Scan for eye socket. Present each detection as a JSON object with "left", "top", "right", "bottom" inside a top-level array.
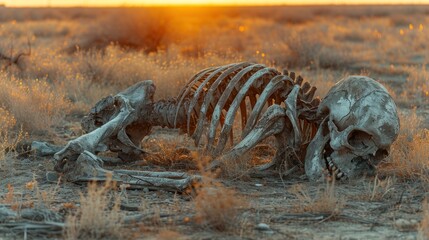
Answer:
[
  {"left": 347, "top": 130, "right": 373, "bottom": 149},
  {"left": 375, "top": 149, "right": 389, "bottom": 161}
]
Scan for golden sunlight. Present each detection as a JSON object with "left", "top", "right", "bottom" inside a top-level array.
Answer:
[{"left": 4, "top": 0, "right": 429, "bottom": 7}]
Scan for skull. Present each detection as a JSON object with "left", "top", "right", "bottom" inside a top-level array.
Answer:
[{"left": 305, "top": 76, "right": 400, "bottom": 181}]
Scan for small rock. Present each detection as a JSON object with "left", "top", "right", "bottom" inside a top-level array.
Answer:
[
  {"left": 394, "top": 218, "right": 419, "bottom": 232},
  {"left": 255, "top": 223, "right": 271, "bottom": 231},
  {"left": 46, "top": 172, "right": 60, "bottom": 183},
  {"left": 255, "top": 183, "right": 263, "bottom": 187}
]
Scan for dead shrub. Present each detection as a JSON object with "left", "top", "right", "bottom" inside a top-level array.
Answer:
[
  {"left": 64, "top": 177, "right": 124, "bottom": 240},
  {"left": 67, "top": 10, "right": 172, "bottom": 53}
]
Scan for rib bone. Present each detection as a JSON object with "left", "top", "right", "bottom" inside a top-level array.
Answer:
[{"left": 34, "top": 62, "right": 322, "bottom": 188}]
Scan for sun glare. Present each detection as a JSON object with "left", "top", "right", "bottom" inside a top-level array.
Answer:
[{"left": 4, "top": 0, "right": 429, "bottom": 7}]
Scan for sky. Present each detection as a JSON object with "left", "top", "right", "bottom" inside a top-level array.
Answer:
[{"left": 3, "top": 0, "right": 429, "bottom": 7}]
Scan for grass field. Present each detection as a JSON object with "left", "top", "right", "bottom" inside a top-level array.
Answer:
[{"left": 1, "top": 5, "right": 429, "bottom": 239}]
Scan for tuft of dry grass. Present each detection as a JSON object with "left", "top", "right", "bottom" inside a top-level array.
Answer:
[
  {"left": 365, "top": 176, "right": 395, "bottom": 201},
  {"left": 194, "top": 183, "right": 247, "bottom": 231},
  {"left": 289, "top": 180, "right": 344, "bottom": 216},
  {"left": 142, "top": 137, "right": 197, "bottom": 170},
  {"left": 0, "top": 107, "right": 25, "bottom": 170},
  {"left": 0, "top": 108, "right": 17, "bottom": 162},
  {"left": 64, "top": 177, "right": 124, "bottom": 240},
  {"left": 217, "top": 152, "right": 254, "bottom": 180},
  {"left": 192, "top": 154, "right": 248, "bottom": 232},
  {"left": 418, "top": 199, "right": 429, "bottom": 240}
]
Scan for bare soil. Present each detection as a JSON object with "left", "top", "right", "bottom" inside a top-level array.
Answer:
[{"left": 0, "top": 124, "right": 426, "bottom": 240}]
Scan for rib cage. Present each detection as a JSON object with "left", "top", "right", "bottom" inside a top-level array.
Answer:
[{"left": 174, "top": 62, "right": 320, "bottom": 157}]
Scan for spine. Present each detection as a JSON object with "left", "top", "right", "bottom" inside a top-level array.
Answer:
[{"left": 150, "top": 98, "right": 187, "bottom": 130}]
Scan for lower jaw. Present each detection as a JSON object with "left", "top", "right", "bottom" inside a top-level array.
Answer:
[{"left": 324, "top": 156, "right": 346, "bottom": 180}]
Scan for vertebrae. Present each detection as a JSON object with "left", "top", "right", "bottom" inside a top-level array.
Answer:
[{"left": 172, "top": 62, "right": 321, "bottom": 157}]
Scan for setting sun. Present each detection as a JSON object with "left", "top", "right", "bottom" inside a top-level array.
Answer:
[{"left": 3, "top": 0, "right": 429, "bottom": 7}]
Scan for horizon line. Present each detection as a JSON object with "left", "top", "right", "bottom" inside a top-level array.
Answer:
[{"left": 2, "top": 3, "right": 429, "bottom": 8}]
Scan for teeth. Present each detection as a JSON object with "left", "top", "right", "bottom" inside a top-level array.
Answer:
[
  {"left": 327, "top": 157, "right": 334, "bottom": 168},
  {"left": 325, "top": 156, "right": 346, "bottom": 180}
]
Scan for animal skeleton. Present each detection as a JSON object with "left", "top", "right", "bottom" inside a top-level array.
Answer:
[{"left": 33, "top": 62, "right": 400, "bottom": 191}]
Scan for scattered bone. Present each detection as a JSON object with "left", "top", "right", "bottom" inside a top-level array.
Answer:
[{"left": 55, "top": 151, "right": 198, "bottom": 192}]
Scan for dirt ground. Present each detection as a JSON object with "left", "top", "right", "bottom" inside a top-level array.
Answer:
[{"left": 0, "top": 122, "right": 427, "bottom": 240}]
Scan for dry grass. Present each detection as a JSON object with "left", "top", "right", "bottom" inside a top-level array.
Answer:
[
  {"left": 385, "top": 129, "right": 429, "bottom": 183},
  {"left": 191, "top": 154, "right": 248, "bottom": 232},
  {"left": 142, "top": 137, "right": 197, "bottom": 170},
  {"left": 0, "top": 107, "right": 25, "bottom": 171},
  {"left": 380, "top": 111, "right": 429, "bottom": 183},
  {"left": 194, "top": 183, "right": 247, "bottom": 231},
  {"left": 418, "top": 199, "right": 429, "bottom": 240},
  {"left": 64, "top": 177, "right": 124, "bottom": 240},
  {"left": 0, "top": 108, "right": 17, "bottom": 162},
  {"left": 1, "top": 6, "right": 427, "bottom": 124},
  {"left": 289, "top": 180, "right": 344, "bottom": 216},
  {"left": 24, "top": 177, "right": 61, "bottom": 209},
  {"left": 402, "top": 65, "right": 429, "bottom": 104},
  {"left": 216, "top": 152, "right": 254, "bottom": 180},
  {"left": 68, "top": 10, "right": 173, "bottom": 53},
  {"left": 155, "top": 230, "right": 184, "bottom": 240},
  {"left": 365, "top": 176, "right": 396, "bottom": 201},
  {"left": 0, "top": 74, "right": 70, "bottom": 133}
]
